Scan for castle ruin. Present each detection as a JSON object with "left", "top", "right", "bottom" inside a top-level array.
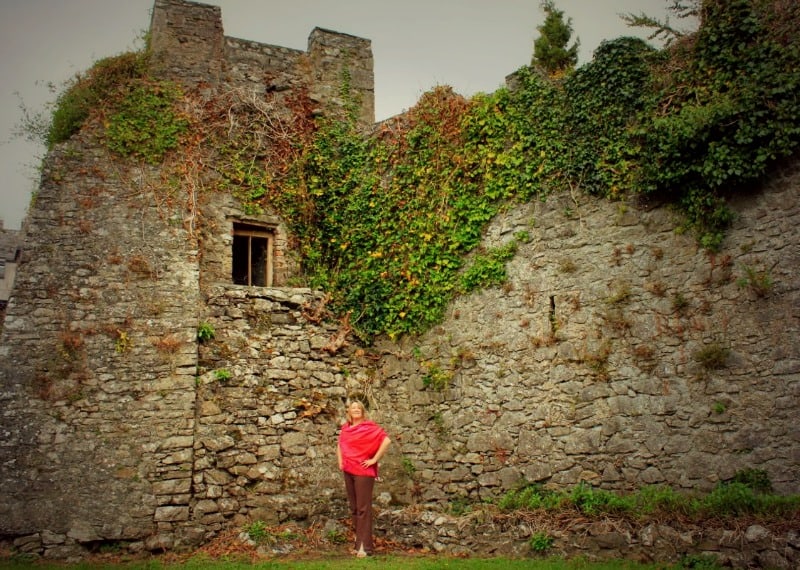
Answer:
[{"left": 0, "top": 0, "right": 798, "bottom": 565}]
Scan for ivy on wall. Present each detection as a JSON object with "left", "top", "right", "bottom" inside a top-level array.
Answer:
[
  {"left": 105, "top": 81, "right": 188, "bottom": 164},
  {"left": 272, "top": 0, "right": 800, "bottom": 339},
  {"left": 633, "top": 0, "right": 800, "bottom": 248},
  {"left": 288, "top": 88, "right": 493, "bottom": 340},
  {"left": 38, "top": 0, "right": 800, "bottom": 341}
]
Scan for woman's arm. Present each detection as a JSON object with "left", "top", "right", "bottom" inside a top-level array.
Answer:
[
  {"left": 337, "top": 442, "right": 343, "bottom": 470},
  {"left": 361, "top": 436, "right": 391, "bottom": 468}
]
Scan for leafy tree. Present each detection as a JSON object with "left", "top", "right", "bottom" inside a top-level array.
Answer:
[{"left": 532, "top": 0, "right": 580, "bottom": 74}]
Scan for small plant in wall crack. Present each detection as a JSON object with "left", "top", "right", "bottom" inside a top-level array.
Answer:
[
  {"left": 602, "top": 306, "right": 631, "bottom": 333},
  {"left": 449, "top": 346, "right": 476, "bottom": 370},
  {"left": 693, "top": 341, "right": 730, "bottom": 371},
  {"left": 606, "top": 280, "right": 632, "bottom": 305},
  {"left": 243, "top": 520, "right": 269, "bottom": 545},
  {"left": 126, "top": 253, "right": 156, "bottom": 279},
  {"left": 429, "top": 411, "right": 449, "bottom": 439},
  {"left": 213, "top": 368, "right": 232, "bottom": 382},
  {"left": 153, "top": 334, "right": 181, "bottom": 355},
  {"left": 736, "top": 263, "right": 774, "bottom": 298},
  {"left": 558, "top": 257, "right": 577, "bottom": 274},
  {"left": 114, "top": 329, "right": 132, "bottom": 354},
  {"left": 421, "top": 362, "right": 452, "bottom": 391},
  {"left": 671, "top": 292, "right": 690, "bottom": 314},
  {"left": 401, "top": 456, "right": 417, "bottom": 479},
  {"left": 632, "top": 344, "right": 657, "bottom": 372},
  {"left": 58, "top": 330, "right": 85, "bottom": 361},
  {"left": 529, "top": 531, "right": 554, "bottom": 552},
  {"left": 197, "top": 321, "right": 216, "bottom": 343},
  {"left": 513, "top": 230, "right": 531, "bottom": 243},
  {"left": 580, "top": 340, "right": 612, "bottom": 382}
]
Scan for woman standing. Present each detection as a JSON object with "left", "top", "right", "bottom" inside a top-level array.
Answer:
[{"left": 337, "top": 400, "right": 391, "bottom": 557}]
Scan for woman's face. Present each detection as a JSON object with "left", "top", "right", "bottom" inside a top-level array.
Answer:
[{"left": 348, "top": 402, "right": 364, "bottom": 421}]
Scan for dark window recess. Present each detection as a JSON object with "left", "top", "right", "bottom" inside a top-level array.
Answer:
[{"left": 232, "top": 223, "right": 274, "bottom": 287}]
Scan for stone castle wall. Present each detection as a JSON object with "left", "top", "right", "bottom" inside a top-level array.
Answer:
[
  {"left": 149, "top": 0, "right": 374, "bottom": 126},
  {"left": 0, "top": 0, "right": 798, "bottom": 565},
  {"left": 184, "top": 163, "right": 800, "bottom": 522},
  {"left": 149, "top": 0, "right": 225, "bottom": 86},
  {"left": 0, "top": 131, "right": 200, "bottom": 551},
  {"left": 377, "top": 170, "right": 799, "bottom": 499}
]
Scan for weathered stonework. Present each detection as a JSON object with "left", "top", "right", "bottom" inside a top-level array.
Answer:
[
  {"left": 149, "top": 0, "right": 374, "bottom": 126},
  {"left": 0, "top": 132, "right": 200, "bottom": 545},
  {"left": 376, "top": 175, "right": 800, "bottom": 499},
  {"left": 0, "top": 0, "right": 798, "bottom": 566}
]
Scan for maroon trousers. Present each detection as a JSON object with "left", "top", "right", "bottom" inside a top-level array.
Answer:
[{"left": 343, "top": 471, "right": 375, "bottom": 554}]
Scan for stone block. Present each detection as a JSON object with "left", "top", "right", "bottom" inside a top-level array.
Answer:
[
  {"left": 152, "top": 478, "right": 192, "bottom": 495},
  {"left": 201, "top": 435, "right": 235, "bottom": 451},
  {"left": 204, "top": 469, "right": 233, "bottom": 485},
  {"left": 160, "top": 436, "right": 194, "bottom": 450},
  {"left": 41, "top": 531, "right": 66, "bottom": 545},
  {"left": 193, "top": 499, "right": 219, "bottom": 516},
  {"left": 13, "top": 534, "right": 42, "bottom": 552},
  {"left": 281, "top": 431, "right": 308, "bottom": 455},
  {"left": 154, "top": 506, "right": 190, "bottom": 522},
  {"left": 144, "top": 532, "right": 175, "bottom": 552}
]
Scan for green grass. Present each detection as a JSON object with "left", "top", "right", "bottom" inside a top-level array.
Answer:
[{"left": 0, "top": 555, "right": 690, "bottom": 570}]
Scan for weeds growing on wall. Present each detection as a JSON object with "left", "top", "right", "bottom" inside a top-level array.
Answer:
[
  {"left": 205, "top": 87, "right": 318, "bottom": 217},
  {"left": 105, "top": 81, "right": 188, "bottom": 163},
  {"left": 197, "top": 322, "right": 216, "bottom": 343},
  {"left": 633, "top": 0, "right": 800, "bottom": 249},
  {"left": 282, "top": 86, "right": 517, "bottom": 340}
]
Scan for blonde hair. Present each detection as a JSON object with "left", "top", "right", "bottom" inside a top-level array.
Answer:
[{"left": 345, "top": 400, "right": 368, "bottom": 424}]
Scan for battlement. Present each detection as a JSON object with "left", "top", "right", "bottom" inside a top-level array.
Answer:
[{"left": 149, "top": 0, "right": 374, "bottom": 125}]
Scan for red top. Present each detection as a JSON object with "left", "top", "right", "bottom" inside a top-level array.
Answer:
[{"left": 338, "top": 420, "right": 388, "bottom": 478}]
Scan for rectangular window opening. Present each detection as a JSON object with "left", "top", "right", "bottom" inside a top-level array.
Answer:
[{"left": 232, "top": 222, "right": 274, "bottom": 287}]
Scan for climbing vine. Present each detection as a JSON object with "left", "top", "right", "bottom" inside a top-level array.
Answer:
[
  {"left": 45, "top": 50, "right": 151, "bottom": 149},
  {"left": 105, "top": 81, "right": 188, "bottom": 164},
  {"left": 286, "top": 87, "right": 496, "bottom": 340},
  {"left": 245, "top": 0, "right": 799, "bottom": 340},
  {"left": 204, "top": 87, "right": 318, "bottom": 217}
]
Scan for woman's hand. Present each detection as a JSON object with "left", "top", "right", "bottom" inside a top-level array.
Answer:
[{"left": 360, "top": 437, "right": 390, "bottom": 469}]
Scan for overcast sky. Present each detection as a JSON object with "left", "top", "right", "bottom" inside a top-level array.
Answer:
[{"left": 0, "top": 0, "right": 684, "bottom": 230}]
